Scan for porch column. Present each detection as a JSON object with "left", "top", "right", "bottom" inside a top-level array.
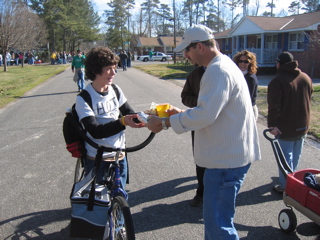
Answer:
[
  {"left": 260, "top": 33, "right": 264, "bottom": 64},
  {"left": 232, "top": 36, "right": 235, "bottom": 54},
  {"left": 236, "top": 36, "right": 239, "bottom": 52},
  {"left": 244, "top": 35, "right": 247, "bottom": 49}
]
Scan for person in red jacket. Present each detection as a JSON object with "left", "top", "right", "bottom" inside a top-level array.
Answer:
[{"left": 267, "top": 51, "right": 313, "bottom": 193}]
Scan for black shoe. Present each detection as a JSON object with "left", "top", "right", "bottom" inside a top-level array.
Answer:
[
  {"left": 273, "top": 185, "right": 285, "bottom": 193},
  {"left": 191, "top": 195, "right": 203, "bottom": 207}
]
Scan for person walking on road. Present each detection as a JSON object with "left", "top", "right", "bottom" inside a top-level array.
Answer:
[
  {"left": 119, "top": 51, "right": 128, "bottom": 71},
  {"left": 149, "top": 50, "right": 153, "bottom": 61},
  {"left": 267, "top": 51, "right": 313, "bottom": 193},
  {"left": 72, "top": 50, "right": 86, "bottom": 92},
  {"left": 146, "top": 24, "right": 261, "bottom": 240}
]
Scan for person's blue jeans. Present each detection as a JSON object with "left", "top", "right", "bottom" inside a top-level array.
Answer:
[
  {"left": 84, "top": 156, "right": 128, "bottom": 189},
  {"left": 77, "top": 69, "right": 85, "bottom": 91},
  {"left": 28, "top": 57, "right": 34, "bottom": 65},
  {"left": 121, "top": 60, "right": 127, "bottom": 70},
  {"left": 278, "top": 138, "right": 305, "bottom": 188},
  {"left": 203, "top": 164, "right": 251, "bottom": 240}
]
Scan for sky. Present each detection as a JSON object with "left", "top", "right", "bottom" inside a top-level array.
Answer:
[{"left": 91, "top": 0, "right": 292, "bottom": 17}]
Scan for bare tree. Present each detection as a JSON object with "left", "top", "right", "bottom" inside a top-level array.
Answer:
[
  {"left": 0, "top": 0, "right": 47, "bottom": 71},
  {"left": 304, "top": 30, "right": 320, "bottom": 78}
]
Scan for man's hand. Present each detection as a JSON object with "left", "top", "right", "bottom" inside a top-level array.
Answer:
[
  {"left": 270, "top": 127, "right": 281, "bottom": 136},
  {"left": 146, "top": 115, "right": 163, "bottom": 133},
  {"left": 166, "top": 105, "right": 184, "bottom": 116}
]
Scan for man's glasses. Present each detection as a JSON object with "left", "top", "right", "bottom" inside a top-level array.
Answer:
[
  {"left": 185, "top": 42, "right": 198, "bottom": 52},
  {"left": 238, "top": 60, "right": 249, "bottom": 64}
]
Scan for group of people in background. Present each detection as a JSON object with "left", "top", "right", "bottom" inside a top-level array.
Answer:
[
  {"left": 0, "top": 51, "right": 35, "bottom": 66},
  {"left": 50, "top": 51, "right": 73, "bottom": 65},
  {"left": 70, "top": 49, "right": 134, "bottom": 93},
  {"left": 118, "top": 50, "right": 132, "bottom": 71}
]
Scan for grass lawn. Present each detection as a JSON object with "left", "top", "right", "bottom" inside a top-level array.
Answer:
[{"left": 0, "top": 64, "right": 69, "bottom": 108}]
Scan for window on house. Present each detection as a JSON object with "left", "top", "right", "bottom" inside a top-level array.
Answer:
[
  {"left": 265, "top": 35, "right": 278, "bottom": 49},
  {"left": 289, "top": 32, "right": 305, "bottom": 50},
  {"left": 257, "top": 37, "right": 261, "bottom": 48},
  {"left": 225, "top": 38, "right": 229, "bottom": 51},
  {"left": 239, "top": 36, "right": 245, "bottom": 49}
]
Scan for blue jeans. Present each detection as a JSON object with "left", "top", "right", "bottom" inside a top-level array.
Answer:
[
  {"left": 84, "top": 156, "right": 128, "bottom": 189},
  {"left": 28, "top": 57, "right": 34, "bottom": 65},
  {"left": 121, "top": 60, "right": 127, "bottom": 70},
  {"left": 203, "top": 164, "right": 251, "bottom": 240},
  {"left": 278, "top": 138, "right": 304, "bottom": 188},
  {"left": 77, "top": 69, "right": 85, "bottom": 91}
]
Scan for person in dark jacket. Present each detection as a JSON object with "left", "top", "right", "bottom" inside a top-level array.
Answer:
[
  {"left": 118, "top": 51, "right": 128, "bottom": 71},
  {"left": 267, "top": 51, "right": 313, "bottom": 193},
  {"left": 181, "top": 66, "right": 206, "bottom": 207}
]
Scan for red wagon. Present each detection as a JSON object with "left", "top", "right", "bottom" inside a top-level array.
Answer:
[{"left": 264, "top": 129, "right": 320, "bottom": 233}]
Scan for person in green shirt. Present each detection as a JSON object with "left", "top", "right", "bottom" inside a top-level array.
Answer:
[{"left": 72, "top": 50, "right": 86, "bottom": 92}]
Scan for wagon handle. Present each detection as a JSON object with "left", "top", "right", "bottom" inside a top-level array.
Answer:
[{"left": 263, "top": 129, "right": 293, "bottom": 177}]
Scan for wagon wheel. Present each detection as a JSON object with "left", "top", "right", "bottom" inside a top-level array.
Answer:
[{"left": 278, "top": 208, "right": 297, "bottom": 233}]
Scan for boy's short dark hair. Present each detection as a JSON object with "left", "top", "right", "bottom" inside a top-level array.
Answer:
[{"left": 85, "top": 47, "right": 119, "bottom": 81}]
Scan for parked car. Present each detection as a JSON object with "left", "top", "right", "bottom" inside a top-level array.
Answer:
[{"left": 137, "top": 52, "right": 172, "bottom": 62}]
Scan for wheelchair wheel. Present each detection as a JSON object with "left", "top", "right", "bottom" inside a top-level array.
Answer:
[
  {"left": 110, "top": 196, "right": 135, "bottom": 240},
  {"left": 278, "top": 208, "right": 297, "bottom": 233},
  {"left": 74, "top": 157, "right": 85, "bottom": 183}
]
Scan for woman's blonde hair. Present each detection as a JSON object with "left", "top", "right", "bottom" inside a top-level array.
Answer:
[{"left": 233, "top": 50, "right": 258, "bottom": 75}]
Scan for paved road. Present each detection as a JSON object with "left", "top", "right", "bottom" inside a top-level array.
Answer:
[{"left": 0, "top": 63, "right": 320, "bottom": 239}]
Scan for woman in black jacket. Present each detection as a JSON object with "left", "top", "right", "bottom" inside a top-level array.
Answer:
[{"left": 233, "top": 50, "right": 259, "bottom": 120}]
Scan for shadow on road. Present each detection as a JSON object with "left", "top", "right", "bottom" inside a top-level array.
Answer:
[
  {"left": 0, "top": 208, "right": 71, "bottom": 239},
  {"left": 3, "top": 176, "right": 320, "bottom": 239},
  {"left": 19, "top": 91, "right": 78, "bottom": 99}
]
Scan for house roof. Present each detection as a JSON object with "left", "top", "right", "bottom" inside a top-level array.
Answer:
[
  {"left": 280, "top": 11, "right": 320, "bottom": 30},
  {"left": 137, "top": 36, "right": 183, "bottom": 47},
  {"left": 228, "top": 11, "right": 320, "bottom": 36},
  {"left": 137, "top": 37, "right": 160, "bottom": 47},
  {"left": 136, "top": 12, "right": 320, "bottom": 44},
  {"left": 159, "top": 36, "right": 183, "bottom": 46},
  {"left": 214, "top": 29, "right": 232, "bottom": 38}
]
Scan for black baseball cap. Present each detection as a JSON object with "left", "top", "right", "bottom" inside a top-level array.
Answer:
[{"left": 276, "top": 52, "right": 294, "bottom": 65}]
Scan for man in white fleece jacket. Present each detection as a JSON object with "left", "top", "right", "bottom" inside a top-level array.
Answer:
[{"left": 146, "top": 24, "right": 261, "bottom": 240}]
